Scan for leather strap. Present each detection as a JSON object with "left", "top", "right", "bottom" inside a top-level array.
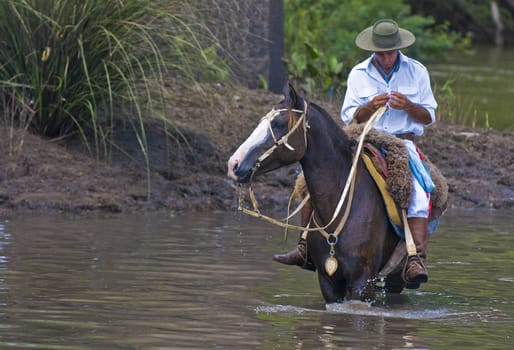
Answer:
[{"left": 394, "top": 132, "right": 416, "bottom": 141}]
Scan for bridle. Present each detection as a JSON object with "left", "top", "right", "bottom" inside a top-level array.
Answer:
[
  {"left": 248, "top": 100, "right": 309, "bottom": 182},
  {"left": 238, "top": 100, "right": 312, "bottom": 228}
]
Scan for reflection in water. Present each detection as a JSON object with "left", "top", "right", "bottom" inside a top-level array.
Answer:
[
  {"left": 0, "top": 222, "right": 10, "bottom": 306},
  {"left": 0, "top": 209, "right": 511, "bottom": 349},
  {"left": 0, "top": 222, "right": 9, "bottom": 266}
]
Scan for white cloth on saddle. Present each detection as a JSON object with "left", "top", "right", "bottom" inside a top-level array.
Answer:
[{"left": 404, "top": 140, "right": 430, "bottom": 218}]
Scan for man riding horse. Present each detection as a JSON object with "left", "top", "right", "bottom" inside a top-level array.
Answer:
[{"left": 273, "top": 19, "right": 437, "bottom": 288}]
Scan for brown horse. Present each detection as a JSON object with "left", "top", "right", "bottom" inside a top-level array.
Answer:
[{"left": 227, "top": 83, "right": 407, "bottom": 303}]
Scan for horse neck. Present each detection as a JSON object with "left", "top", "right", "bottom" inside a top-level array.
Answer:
[{"left": 300, "top": 112, "right": 354, "bottom": 221}]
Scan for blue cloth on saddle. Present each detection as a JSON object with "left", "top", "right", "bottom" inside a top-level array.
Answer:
[
  {"left": 407, "top": 146, "right": 435, "bottom": 193},
  {"left": 379, "top": 146, "right": 438, "bottom": 238}
]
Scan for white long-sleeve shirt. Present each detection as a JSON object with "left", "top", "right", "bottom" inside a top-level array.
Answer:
[{"left": 341, "top": 51, "right": 437, "bottom": 136}]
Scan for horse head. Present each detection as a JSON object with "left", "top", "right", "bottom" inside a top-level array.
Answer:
[{"left": 227, "top": 82, "right": 308, "bottom": 183}]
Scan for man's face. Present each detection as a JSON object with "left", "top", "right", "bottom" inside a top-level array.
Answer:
[{"left": 374, "top": 50, "right": 399, "bottom": 70}]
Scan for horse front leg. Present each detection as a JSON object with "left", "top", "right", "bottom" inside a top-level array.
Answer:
[
  {"left": 343, "top": 257, "right": 380, "bottom": 302},
  {"left": 346, "top": 275, "right": 377, "bottom": 302},
  {"left": 317, "top": 272, "right": 346, "bottom": 304}
]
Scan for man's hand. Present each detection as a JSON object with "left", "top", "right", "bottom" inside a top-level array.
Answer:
[
  {"left": 354, "top": 93, "right": 389, "bottom": 123},
  {"left": 388, "top": 91, "right": 408, "bottom": 110},
  {"left": 389, "top": 91, "right": 432, "bottom": 125},
  {"left": 370, "top": 93, "right": 389, "bottom": 110}
]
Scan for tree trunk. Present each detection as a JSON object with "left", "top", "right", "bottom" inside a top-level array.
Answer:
[{"left": 491, "top": 1, "right": 504, "bottom": 45}]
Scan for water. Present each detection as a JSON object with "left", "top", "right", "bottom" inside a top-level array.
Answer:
[
  {"left": 0, "top": 209, "right": 512, "bottom": 349},
  {"left": 429, "top": 45, "right": 514, "bottom": 131}
]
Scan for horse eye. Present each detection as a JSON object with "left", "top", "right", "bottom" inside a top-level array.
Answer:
[{"left": 270, "top": 114, "right": 288, "bottom": 128}]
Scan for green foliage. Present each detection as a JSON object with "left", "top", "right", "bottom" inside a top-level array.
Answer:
[
  {"left": 258, "top": 74, "right": 269, "bottom": 90},
  {"left": 404, "top": 17, "right": 473, "bottom": 61},
  {"left": 0, "top": 0, "right": 230, "bottom": 197},
  {"left": 0, "top": 0, "right": 229, "bottom": 136},
  {"left": 408, "top": 0, "right": 514, "bottom": 42},
  {"left": 284, "top": 0, "right": 471, "bottom": 99}
]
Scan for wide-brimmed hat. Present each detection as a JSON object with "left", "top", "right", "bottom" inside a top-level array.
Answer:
[{"left": 355, "top": 19, "right": 415, "bottom": 52}]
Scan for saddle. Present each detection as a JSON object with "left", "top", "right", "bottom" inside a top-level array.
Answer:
[{"left": 361, "top": 141, "right": 447, "bottom": 236}]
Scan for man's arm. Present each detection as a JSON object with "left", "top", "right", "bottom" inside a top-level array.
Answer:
[{"left": 389, "top": 91, "right": 432, "bottom": 125}]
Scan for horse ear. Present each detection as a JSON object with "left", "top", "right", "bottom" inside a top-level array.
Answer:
[{"left": 283, "top": 81, "right": 302, "bottom": 109}]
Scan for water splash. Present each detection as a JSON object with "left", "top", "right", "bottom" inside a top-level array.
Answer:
[
  {"left": 255, "top": 300, "right": 479, "bottom": 320},
  {"left": 326, "top": 300, "right": 453, "bottom": 320},
  {"left": 498, "top": 277, "right": 514, "bottom": 282},
  {"left": 255, "top": 304, "right": 322, "bottom": 314}
]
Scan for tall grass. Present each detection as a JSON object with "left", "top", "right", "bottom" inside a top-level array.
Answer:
[
  {"left": 0, "top": 0, "right": 232, "bottom": 198},
  {"left": 433, "top": 79, "right": 492, "bottom": 129}
]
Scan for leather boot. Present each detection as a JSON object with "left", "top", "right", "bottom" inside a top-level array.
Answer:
[
  {"left": 272, "top": 205, "right": 315, "bottom": 271},
  {"left": 272, "top": 238, "right": 308, "bottom": 266},
  {"left": 404, "top": 217, "right": 429, "bottom": 288}
]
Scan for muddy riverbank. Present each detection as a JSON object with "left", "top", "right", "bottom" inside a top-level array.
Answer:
[{"left": 0, "top": 86, "right": 512, "bottom": 217}]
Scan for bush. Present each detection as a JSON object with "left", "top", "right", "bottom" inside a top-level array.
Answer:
[{"left": 0, "top": 0, "right": 230, "bottom": 196}]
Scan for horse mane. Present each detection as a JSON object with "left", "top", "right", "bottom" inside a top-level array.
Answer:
[
  {"left": 309, "top": 102, "right": 337, "bottom": 125},
  {"left": 308, "top": 101, "right": 353, "bottom": 151}
]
